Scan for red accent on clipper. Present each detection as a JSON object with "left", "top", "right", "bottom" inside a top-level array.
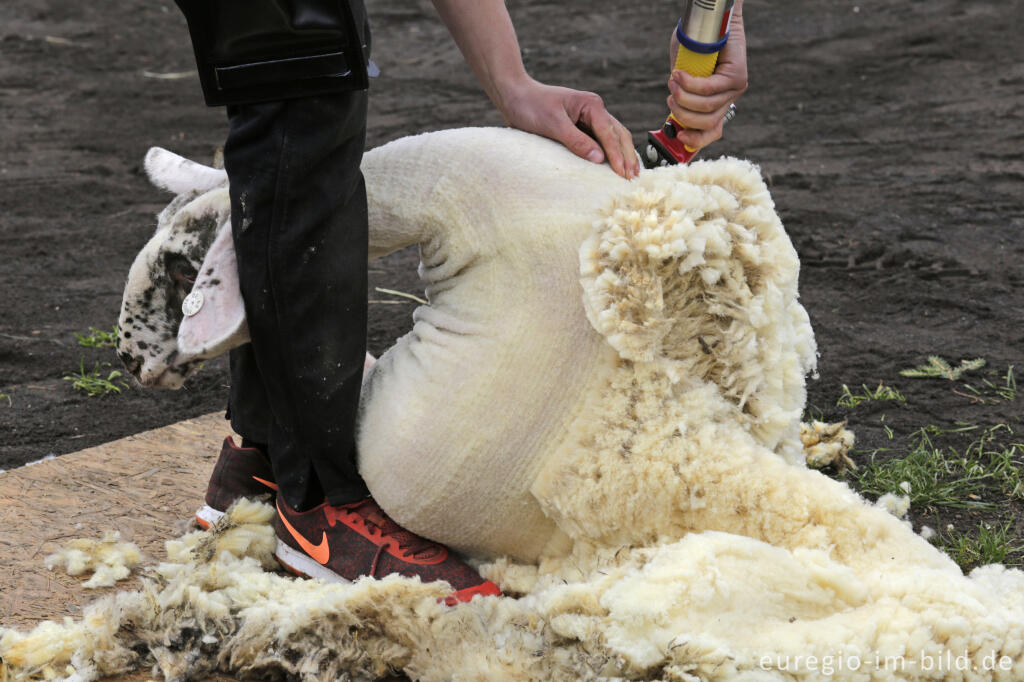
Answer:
[{"left": 647, "top": 122, "right": 699, "bottom": 167}]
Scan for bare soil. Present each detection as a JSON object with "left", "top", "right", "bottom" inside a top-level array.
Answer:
[{"left": 1, "top": 0, "right": 1022, "bottom": 556}]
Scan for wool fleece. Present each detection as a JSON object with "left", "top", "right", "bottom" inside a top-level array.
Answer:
[{"left": 4, "top": 129, "right": 1022, "bottom": 681}]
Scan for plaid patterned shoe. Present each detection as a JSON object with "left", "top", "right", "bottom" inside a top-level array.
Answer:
[
  {"left": 274, "top": 496, "right": 501, "bottom": 604},
  {"left": 195, "top": 436, "right": 277, "bottom": 529}
]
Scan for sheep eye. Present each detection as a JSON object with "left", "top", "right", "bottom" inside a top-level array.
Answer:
[
  {"left": 165, "top": 253, "right": 198, "bottom": 287},
  {"left": 163, "top": 253, "right": 199, "bottom": 322}
]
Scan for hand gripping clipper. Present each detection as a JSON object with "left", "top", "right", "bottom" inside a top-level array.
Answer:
[{"left": 643, "top": 0, "right": 735, "bottom": 168}]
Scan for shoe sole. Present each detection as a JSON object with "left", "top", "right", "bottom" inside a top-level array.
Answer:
[
  {"left": 275, "top": 541, "right": 498, "bottom": 605},
  {"left": 274, "top": 540, "right": 351, "bottom": 584},
  {"left": 195, "top": 505, "right": 223, "bottom": 529}
]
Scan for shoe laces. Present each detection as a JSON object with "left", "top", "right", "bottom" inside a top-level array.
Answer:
[{"left": 344, "top": 499, "right": 444, "bottom": 560}]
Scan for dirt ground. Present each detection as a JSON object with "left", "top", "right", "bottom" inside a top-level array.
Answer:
[{"left": 1, "top": 0, "right": 1022, "bottom": 558}]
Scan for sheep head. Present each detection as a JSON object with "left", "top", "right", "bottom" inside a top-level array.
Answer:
[{"left": 116, "top": 148, "right": 247, "bottom": 388}]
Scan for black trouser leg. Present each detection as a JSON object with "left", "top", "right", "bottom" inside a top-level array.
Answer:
[{"left": 223, "top": 91, "right": 371, "bottom": 509}]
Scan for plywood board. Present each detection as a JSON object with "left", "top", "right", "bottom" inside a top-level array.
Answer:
[{"left": 0, "top": 412, "right": 235, "bottom": 681}]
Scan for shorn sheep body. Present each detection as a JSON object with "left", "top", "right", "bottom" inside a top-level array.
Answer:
[{"left": 3, "top": 128, "right": 1022, "bottom": 681}]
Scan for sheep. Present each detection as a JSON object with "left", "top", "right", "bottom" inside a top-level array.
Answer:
[
  {"left": 8, "top": 126, "right": 1011, "bottom": 681},
  {"left": 120, "top": 129, "right": 815, "bottom": 560}
]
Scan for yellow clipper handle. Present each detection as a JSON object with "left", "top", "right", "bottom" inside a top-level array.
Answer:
[
  {"left": 674, "top": 43, "right": 720, "bottom": 80},
  {"left": 668, "top": 46, "right": 721, "bottom": 152}
]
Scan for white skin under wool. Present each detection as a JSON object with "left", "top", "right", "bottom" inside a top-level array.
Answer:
[{"left": 6, "top": 129, "right": 1020, "bottom": 682}]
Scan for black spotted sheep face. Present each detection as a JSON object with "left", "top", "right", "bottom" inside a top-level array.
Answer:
[{"left": 117, "top": 188, "right": 229, "bottom": 388}]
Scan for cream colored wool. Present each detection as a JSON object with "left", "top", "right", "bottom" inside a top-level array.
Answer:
[
  {"left": 4, "top": 501, "right": 1022, "bottom": 681},
  {"left": 6, "top": 129, "right": 1022, "bottom": 681},
  {"left": 801, "top": 420, "right": 857, "bottom": 472},
  {"left": 357, "top": 131, "right": 825, "bottom": 561},
  {"left": 44, "top": 531, "right": 141, "bottom": 589},
  {"left": 874, "top": 492, "right": 912, "bottom": 518},
  {"left": 356, "top": 130, "right": 631, "bottom": 560}
]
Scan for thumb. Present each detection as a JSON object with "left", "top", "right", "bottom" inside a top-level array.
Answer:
[{"left": 555, "top": 121, "right": 605, "bottom": 164}]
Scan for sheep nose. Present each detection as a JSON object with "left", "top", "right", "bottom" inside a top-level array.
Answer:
[{"left": 120, "top": 353, "right": 142, "bottom": 378}]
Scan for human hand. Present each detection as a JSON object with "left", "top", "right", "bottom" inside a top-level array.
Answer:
[
  {"left": 665, "top": 4, "right": 747, "bottom": 152},
  {"left": 431, "top": 0, "right": 637, "bottom": 178},
  {"left": 498, "top": 77, "right": 639, "bottom": 179}
]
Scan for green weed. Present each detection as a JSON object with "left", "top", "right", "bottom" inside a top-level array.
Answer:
[
  {"left": 803, "top": 403, "right": 825, "bottom": 423},
  {"left": 877, "top": 414, "right": 896, "bottom": 440},
  {"left": 0, "top": 393, "right": 11, "bottom": 407},
  {"left": 959, "top": 366, "right": 1017, "bottom": 405},
  {"left": 900, "top": 356, "right": 986, "bottom": 380},
  {"left": 74, "top": 325, "right": 119, "bottom": 348},
  {"left": 933, "top": 520, "right": 1024, "bottom": 572},
  {"left": 921, "top": 423, "right": 979, "bottom": 436},
  {"left": 963, "top": 424, "right": 1024, "bottom": 500},
  {"left": 854, "top": 423, "right": 1024, "bottom": 510},
  {"left": 854, "top": 428, "right": 994, "bottom": 510},
  {"left": 64, "top": 357, "right": 129, "bottom": 396},
  {"left": 836, "top": 383, "right": 906, "bottom": 408}
]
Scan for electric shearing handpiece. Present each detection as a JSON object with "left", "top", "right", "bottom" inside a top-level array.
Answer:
[{"left": 643, "top": 0, "right": 734, "bottom": 168}]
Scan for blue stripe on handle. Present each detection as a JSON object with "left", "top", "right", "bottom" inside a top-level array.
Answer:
[{"left": 675, "top": 18, "right": 729, "bottom": 54}]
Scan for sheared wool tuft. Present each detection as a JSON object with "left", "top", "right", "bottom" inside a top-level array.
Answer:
[
  {"left": 874, "top": 492, "right": 912, "bottom": 518},
  {"left": 44, "top": 531, "right": 141, "bottom": 589},
  {"left": 7, "top": 129, "right": 1023, "bottom": 681},
  {"left": 801, "top": 419, "right": 857, "bottom": 471}
]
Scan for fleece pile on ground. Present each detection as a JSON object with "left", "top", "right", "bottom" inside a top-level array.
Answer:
[{"left": 2, "top": 129, "right": 1021, "bottom": 681}]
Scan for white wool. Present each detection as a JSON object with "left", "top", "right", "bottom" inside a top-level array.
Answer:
[
  {"left": 10, "top": 129, "right": 1021, "bottom": 681},
  {"left": 44, "top": 531, "right": 141, "bottom": 589},
  {"left": 874, "top": 492, "right": 911, "bottom": 518},
  {"left": 5, "top": 503, "right": 1022, "bottom": 681}
]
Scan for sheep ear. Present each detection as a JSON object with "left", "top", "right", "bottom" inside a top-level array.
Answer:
[
  {"left": 145, "top": 147, "right": 228, "bottom": 195},
  {"left": 177, "top": 220, "right": 249, "bottom": 358}
]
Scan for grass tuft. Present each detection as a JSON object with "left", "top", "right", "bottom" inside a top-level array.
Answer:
[
  {"left": 64, "top": 357, "right": 129, "bottom": 396},
  {"left": 854, "top": 423, "right": 1023, "bottom": 510},
  {"left": 963, "top": 424, "right": 1024, "bottom": 500},
  {"left": 958, "top": 366, "right": 1017, "bottom": 405},
  {"left": 803, "top": 403, "right": 825, "bottom": 423},
  {"left": 854, "top": 428, "right": 994, "bottom": 510},
  {"left": 836, "top": 383, "right": 905, "bottom": 408},
  {"left": 932, "top": 520, "right": 1024, "bottom": 572},
  {"left": 74, "top": 325, "right": 120, "bottom": 348}
]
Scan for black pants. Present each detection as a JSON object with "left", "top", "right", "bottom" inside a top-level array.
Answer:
[{"left": 223, "top": 92, "right": 371, "bottom": 508}]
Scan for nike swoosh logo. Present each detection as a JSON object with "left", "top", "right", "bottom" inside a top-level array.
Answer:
[
  {"left": 252, "top": 475, "right": 279, "bottom": 491},
  {"left": 277, "top": 501, "right": 330, "bottom": 565}
]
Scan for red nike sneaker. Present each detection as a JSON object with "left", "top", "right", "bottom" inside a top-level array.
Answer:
[
  {"left": 274, "top": 496, "right": 501, "bottom": 604},
  {"left": 195, "top": 436, "right": 278, "bottom": 529}
]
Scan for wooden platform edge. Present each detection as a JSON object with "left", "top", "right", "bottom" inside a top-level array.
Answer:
[{"left": 0, "top": 412, "right": 231, "bottom": 633}]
